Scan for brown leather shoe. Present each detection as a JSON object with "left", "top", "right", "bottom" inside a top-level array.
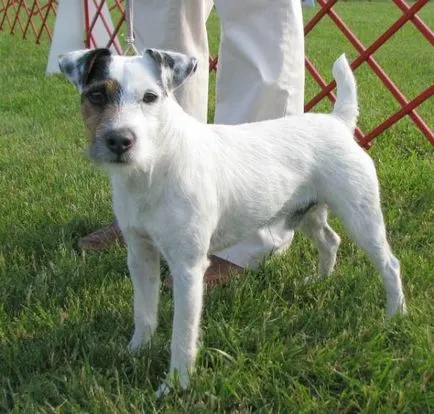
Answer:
[
  {"left": 164, "top": 255, "right": 243, "bottom": 288},
  {"left": 77, "top": 223, "right": 124, "bottom": 251},
  {"left": 78, "top": 226, "right": 242, "bottom": 287}
]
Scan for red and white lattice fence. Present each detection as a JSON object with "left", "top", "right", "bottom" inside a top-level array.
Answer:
[
  {"left": 0, "top": 0, "right": 56, "bottom": 43},
  {"left": 304, "top": 0, "right": 434, "bottom": 147},
  {"left": 1, "top": 0, "right": 433, "bottom": 148}
]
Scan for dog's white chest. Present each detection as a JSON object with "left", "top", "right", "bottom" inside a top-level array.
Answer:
[{"left": 111, "top": 175, "right": 158, "bottom": 234}]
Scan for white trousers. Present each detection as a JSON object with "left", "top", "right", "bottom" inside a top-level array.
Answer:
[{"left": 133, "top": 0, "right": 305, "bottom": 267}]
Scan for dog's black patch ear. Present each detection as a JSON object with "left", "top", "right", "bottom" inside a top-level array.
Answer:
[
  {"left": 145, "top": 48, "right": 198, "bottom": 93},
  {"left": 58, "top": 48, "right": 112, "bottom": 91}
]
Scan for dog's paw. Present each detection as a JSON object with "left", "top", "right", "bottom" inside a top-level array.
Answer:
[
  {"left": 127, "top": 330, "right": 151, "bottom": 353},
  {"left": 155, "top": 370, "right": 190, "bottom": 398},
  {"left": 155, "top": 381, "right": 171, "bottom": 399},
  {"left": 387, "top": 296, "right": 407, "bottom": 316},
  {"left": 303, "top": 275, "right": 320, "bottom": 285}
]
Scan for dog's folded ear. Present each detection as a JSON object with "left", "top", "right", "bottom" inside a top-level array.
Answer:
[
  {"left": 58, "top": 48, "right": 112, "bottom": 92},
  {"left": 144, "top": 48, "right": 198, "bottom": 93}
]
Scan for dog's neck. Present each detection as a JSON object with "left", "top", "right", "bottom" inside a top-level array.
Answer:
[{"left": 159, "top": 95, "right": 203, "bottom": 143}]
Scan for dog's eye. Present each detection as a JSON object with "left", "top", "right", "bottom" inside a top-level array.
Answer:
[
  {"left": 143, "top": 91, "right": 158, "bottom": 104},
  {"left": 87, "top": 90, "right": 106, "bottom": 105}
]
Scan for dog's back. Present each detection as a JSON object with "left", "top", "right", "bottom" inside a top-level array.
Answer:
[{"left": 204, "top": 55, "right": 362, "bottom": 246}]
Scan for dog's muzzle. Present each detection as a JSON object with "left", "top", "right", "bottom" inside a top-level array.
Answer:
[{"left": 104, "top": 128, "right": 137, "bottom": 159}]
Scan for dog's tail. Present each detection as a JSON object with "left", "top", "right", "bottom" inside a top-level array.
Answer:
[{"left": 332, "top": 54, "right": 359, "bottom": 133}]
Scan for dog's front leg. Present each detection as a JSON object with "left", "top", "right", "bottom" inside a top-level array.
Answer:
[
  {"left": 157, "top": 257, "right": 208, "bottom": 397},
  {"left": 124, "top": 231, "right": 161, "bottom": 352}
]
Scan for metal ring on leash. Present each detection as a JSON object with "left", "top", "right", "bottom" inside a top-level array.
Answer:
[{"left": 124, "top": 0, "right": 138, "bottom": 55}]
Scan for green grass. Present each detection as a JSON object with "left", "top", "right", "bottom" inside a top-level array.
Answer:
[{"left": 1, "top": 2, "right": 433, "bottom": 412}]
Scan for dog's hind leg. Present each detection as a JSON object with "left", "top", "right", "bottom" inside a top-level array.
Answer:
[
  {"left": 124, "top": 231, "right": 161, "bottom": 352},
  {"left": 298, "top": 204, "right": 341, "bottom": 278},
  {"left": 327, "top": 177, "right": 407, "bottom": 316}
]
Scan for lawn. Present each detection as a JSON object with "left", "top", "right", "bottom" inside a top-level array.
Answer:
[{"left": 0, "top": 2, "right": 433, "bottom": 412}]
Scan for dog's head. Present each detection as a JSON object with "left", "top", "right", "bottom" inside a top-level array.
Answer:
[{"left": 58, "top": 48, "right": 197, "bottom": 170}]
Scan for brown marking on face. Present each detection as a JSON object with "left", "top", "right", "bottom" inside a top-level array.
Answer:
[
  {"left": 80, "top": 101, "right": 115, "bottom": 141},
  {"left": 105, "top": 79, "right": 121, "bottom": 96},
  {"left": 80, "top": 79, "right": 122, "bottom": 140}
]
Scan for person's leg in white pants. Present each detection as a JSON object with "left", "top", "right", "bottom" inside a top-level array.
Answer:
[
  {"left": 213, "top": 0, "right": 305, "bottom": 267},
  {"left": 133, "top": 0, "right": 305, "bottom": 269},
  {"left": 134, "top": 0, "right": 214, "bottom": 122}
]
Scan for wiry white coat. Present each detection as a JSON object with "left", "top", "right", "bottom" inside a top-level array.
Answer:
[{"left": 59, "top": 51, "right": 406, "bottom": 396}]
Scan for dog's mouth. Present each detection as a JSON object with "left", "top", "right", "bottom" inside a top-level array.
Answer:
[
  {"left": 110, "top": 155, "right": 129, "bottom": 164},
  {"left": 87, "top": 146, "right": 133, "bottom": 166},
  {"left": 103, "top": 154, "right": 133, "bottom": 166}
]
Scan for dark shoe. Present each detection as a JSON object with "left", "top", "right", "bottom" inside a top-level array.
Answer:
[
  {"left": 78, "top": 223, "right": 123, "bottom": 251},
  {"left": 164, "top": 255, "right": 243, "bottom": 288}
]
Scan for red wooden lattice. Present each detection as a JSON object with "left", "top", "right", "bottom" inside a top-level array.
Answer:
[
  {"left": 304, "top": 0, "right": 434, "bottom": 147},
  {"left": 1, "top": 0, "right": 432, "bottom": 148},
  {"left": 83, "top": 0, "right": 124, "bottom": 54},
  {"left": 0, "top": 0, "right": 56, "bottom": 43}
]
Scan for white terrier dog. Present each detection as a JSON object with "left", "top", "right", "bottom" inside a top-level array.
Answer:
[{"left": 59, "top": 48, "right": 406, "bottom": 395}]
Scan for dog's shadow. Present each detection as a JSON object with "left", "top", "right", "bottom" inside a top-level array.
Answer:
[
  {"left": 1, "top": 217, "right": 178, "bottom": 405},
  {"left": 0, "top": 307, "right": 171, "bottom": 408},
  {"left": 1, "top": 217, "right": 121, "bottom": 312},
  {"left": 2, "top": 216, "right": 102, "bottom": 259},
  {"left": 1, "top": 219, "right": 400, "bottom": 407}
]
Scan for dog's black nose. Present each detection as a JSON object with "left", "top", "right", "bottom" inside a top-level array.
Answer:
[{"left": 105, "top": 128, "right": 136, "bottom": 155}]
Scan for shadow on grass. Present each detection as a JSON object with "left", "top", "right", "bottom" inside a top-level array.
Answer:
[
  {"left": 2, "top": 216, "right": 116, "bottom": 257},
  {"left": 0, "top": 302, "right": 172, "bottom": 410}
]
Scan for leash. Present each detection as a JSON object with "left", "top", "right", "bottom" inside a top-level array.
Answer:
[{"left": 124, "top": 0, "right": 138, "bottom": 55}]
